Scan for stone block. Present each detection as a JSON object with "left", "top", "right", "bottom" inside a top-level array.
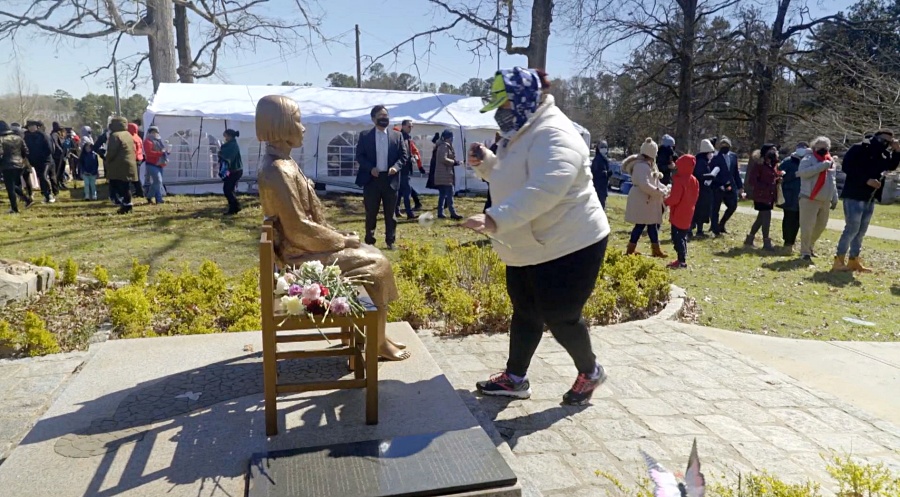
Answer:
[
  {"left": 696, "top": 415, "right": 760, "bottom": 442},
  {"left": 618, "top": 398, "right": 679, "bottom": 416},
  {"left": 0, "top": 259, "right": 56, "bottom": 306},
  {"left": 511, "top": 454, "right": 580, "bottom": 492},
  {"left": 639, "top": 416, "right": 707, "bottom": 436}
]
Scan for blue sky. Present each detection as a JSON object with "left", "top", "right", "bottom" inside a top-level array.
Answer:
[{"left": 4, "top": 0, "right": 857, "bottom": 98}]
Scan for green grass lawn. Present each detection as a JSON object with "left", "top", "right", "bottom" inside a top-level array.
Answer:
[{"left": 2, "top": 183, "right": 898, "bottom": 341}]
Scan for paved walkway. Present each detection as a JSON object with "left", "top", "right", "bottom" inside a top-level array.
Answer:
[
  {"left": 421, "top": 320, "right": 900, "bottom": 496},
  {"left": 734, "top": 205, "right": 900, "bottom": 241},
  {"left": 0, "top": 352, "right": 88, "bottom": 464}
]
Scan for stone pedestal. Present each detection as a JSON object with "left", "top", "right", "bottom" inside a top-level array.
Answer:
[{"left": 0, "top": 259, "right": 56, "bottom": 307}]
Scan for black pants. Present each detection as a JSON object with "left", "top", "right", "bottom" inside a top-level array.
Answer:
[
  {"left": 54, "top": 156, "right": 66, "bottom": 188},
  {"left": 506, "top": 238, "right": 608, "bottom": 377},
  {"left": 749, "top": 210, "right": 772, "bottom": 239},
  {"left": 711, "top": 189, "right": 737, "bottom": 233},
  {"left": 223, "top": 169, "right": 243, "bottom": 213},
  {"left": 630, "top": 224, "right": 659, "bottom": 244},
  {"left": 671, "top": 226, "right": 690, "bottom": 263},
  {"left": 782, "top": 209, "right": 800, "bottom": 246},
  {"left": 3, "top": 169, "right": 30, "bottom": 212},
  {"left": 363, "top": 173, "right": 398, "bottom": 245},
  {"left": 109, "top": 179, "right": 132, "bottom": 208},
  {"left": 20, "top": 168, "right": 33, "bottom": 199},
  {"left": 35, "top": 163, "right": 54, "bottom": 199}
]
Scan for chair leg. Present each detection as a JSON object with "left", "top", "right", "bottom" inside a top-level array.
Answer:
[
  {"left": 365, "top": 311, "right": 382, "bottom": 425},
  {"left": 262, "top": 329, "right": 279, "bottom": 436},
  {"left": 343, "top": 325, "right": 354, "bottom": 372}
]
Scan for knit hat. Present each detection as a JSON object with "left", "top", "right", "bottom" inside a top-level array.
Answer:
[
  {"left": 718, "top": 136, "right": 732, "bottom": 148},
  {"left": 148, "top": 126, "right": 160, "bottom": 134},
  {"left": 661, "top": 134, "right": 675, "bottom": 147},
  {"left": 699, "top": 139, "right": 715, "bottom": 153},
  {"left": 640, "top": 137, "right": 659, "bottom": 158},
  {"left": 0, "top": 121, "right": 10, "bottom": 135}
]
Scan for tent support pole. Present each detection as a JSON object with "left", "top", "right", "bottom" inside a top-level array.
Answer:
[{"left": 196, "top": 117, "right": 204, "bottom": 175}]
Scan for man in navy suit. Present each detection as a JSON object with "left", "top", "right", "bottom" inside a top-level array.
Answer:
[{"left": 355, "top": 105, "right": 408, "bottom": 249}]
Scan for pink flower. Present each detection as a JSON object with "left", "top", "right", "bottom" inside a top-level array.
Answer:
[
  {"left": 284, "top": 273, "right": 297, "bottom": 284},
  {"left": 301, "top": 283, "right": 321, "bottom": 301},
  {"left": 330, "top": 297, "right": 351, "bottom": 316},
  {"left": 288, "top": 284, "right": 303, "bottom": 297}
]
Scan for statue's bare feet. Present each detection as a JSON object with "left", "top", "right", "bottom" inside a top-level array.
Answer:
[
  {"left": 387, "top": 338, "right": 407, "bottom": 350},
  {"left": 379, "top": 341, "right": 411, "bottom": 361}
]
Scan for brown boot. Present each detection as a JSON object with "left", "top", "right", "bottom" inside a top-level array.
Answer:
[
  {"left": 626, "top": 242, "right": 640, "bottom": 255},
  {"left": 847, "top": 257, "right": 873, "bottom": 273},
  {"left": 831, "top": 255, "right": 850, "bottom": 272},
  {"left": 651, "top": 243, "right": 668, "bottom": 258}
]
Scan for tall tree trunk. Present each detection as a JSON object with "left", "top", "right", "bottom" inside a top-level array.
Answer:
[
  {"left": 752, "top": 63, "right": 774, "bottom": 147},
  {"left": 174, "top": 4, "right": 194, "bottom": 83},
  {"left": 675, "top": 1, "right": 697, "bottom": 150},
  {"left": 526, "top": 0, "right": 554, "bottom": 69},
  {"left": 145, "top": 0, "right": 177, "bottom": 91}
]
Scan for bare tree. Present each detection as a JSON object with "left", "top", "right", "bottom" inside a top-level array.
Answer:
[
  {"left": 569, "top": 0, "right": 741, "bottom": 150},
  {"left": 0, "top": 0, "right": 325, "bottom": 91},
  {"left": 5, "top": 61, "right": 40, "bottom": 124},
  {"left": 367, "top": 0, "right": 568, "bottom": 79}
]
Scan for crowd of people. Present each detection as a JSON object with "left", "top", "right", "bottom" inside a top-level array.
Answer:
[
  {"left": 0, "top": 116, "right": 245, "bottom": 216},
  {"left": 588, "top": 130, "right": 900, "bottom": 271}
]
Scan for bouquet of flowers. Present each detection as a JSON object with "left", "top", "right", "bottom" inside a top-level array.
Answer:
[{"left": 274, "top": 261, "right": 368, "bottom": 325}]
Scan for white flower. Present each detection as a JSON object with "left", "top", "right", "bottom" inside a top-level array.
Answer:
[
  {"left": 418, "top": 211, "right": 435, "bottom": 227},
  {"left": 301, "top": 283, "right": 321, "bottom": 301},
  {"left": 324, "top": 264, "right": 342, "bottom": 277},
  {"left": 303, "top": 261, "right": 325, "bottom": 273},
  {"left": 281, "top": 295, "right": 305, "bottom": 315},
  {"left": 275, "top": 277, "right": 290, "bottom": 295}
]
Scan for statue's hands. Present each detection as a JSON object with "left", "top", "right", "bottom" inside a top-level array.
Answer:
[{"left": 344, "top": 233, "right": 361, "bottom": 249}]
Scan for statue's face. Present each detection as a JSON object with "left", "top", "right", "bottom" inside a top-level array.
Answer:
[{"left": 288, "top": 105, "right": 306, "bottom": 149}]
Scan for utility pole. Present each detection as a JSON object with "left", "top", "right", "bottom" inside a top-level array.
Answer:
[
  {"left": 112, "top": 55, "right": 122, "bottom": 116},
  {"left": 355, "top": 24, "right": 362, "bottom": 88}
]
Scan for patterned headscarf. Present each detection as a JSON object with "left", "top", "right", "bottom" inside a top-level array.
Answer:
[{"left": 499, "top": 67, "right": 543, "bottom": 130}]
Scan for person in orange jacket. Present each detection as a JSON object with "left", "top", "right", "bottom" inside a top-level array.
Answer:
[
  {"left": 664, "top": 154, "right": 700, "bottom": 268},
  {"left": 127, "top": 123, "right": 145, "bottom": 199}
]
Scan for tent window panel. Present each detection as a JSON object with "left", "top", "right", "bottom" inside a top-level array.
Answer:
[
  {"left": 326, "top": 131, "right": 360, "bottom": 177},
  {"left": 164, "top": 131, "right": 202, "bottom": 180}
]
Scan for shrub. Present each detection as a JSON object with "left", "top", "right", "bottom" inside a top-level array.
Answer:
[
  {"left": 596, "top": 455, "right": 899, "bottom": 497},
  {"left": 392, "top": 243, "right": 669, "bottom": 335},
  {"left": 92, "top": 265, "right": 110, "bottom": 287},
  {"left": 224, "top": 268, "right": 261, "bottom": 332},
  {"left": 61, "top": 258, "right": 78, "bottom": 286},
  {"left": 0, "top": 320, "right": 20, "bottom": 351},
  {"left": 23, "top": 312, "right": 61, "bottom": 356},
  {"left": 130, "top": 259, "right": 150, "bottom": 287},
  {"left": 148, "top": 260, "right": 231, "bottom": 335},
  {"left": 29, "top": 254, "right": 59, "bottom": 273},
  {"left": 387, "top": 276, "right": 432, "bottom": 328},
  {"left": 105, "top": 285, "right": 153, "bottom": 338}
]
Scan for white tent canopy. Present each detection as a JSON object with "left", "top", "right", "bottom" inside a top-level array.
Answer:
[{"left": 142, "top": 83, "right": 590, "bottom": 195}]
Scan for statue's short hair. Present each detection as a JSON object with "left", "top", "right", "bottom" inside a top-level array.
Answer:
[{"left": 256, "top": 95, "right": 305, "bottom": 148}]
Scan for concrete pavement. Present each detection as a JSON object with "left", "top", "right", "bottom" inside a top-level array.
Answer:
[{"left": 734, "top": 205, "right": 900, "bottom": 241}]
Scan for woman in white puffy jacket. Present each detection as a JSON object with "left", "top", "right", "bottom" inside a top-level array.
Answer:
[{"left": 463, "top": 67, "right": 611, "bottom": 406}]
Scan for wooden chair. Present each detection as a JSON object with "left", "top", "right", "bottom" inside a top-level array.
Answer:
[{"left": 259, "top": 221, "right": 381, "bottom": 436}]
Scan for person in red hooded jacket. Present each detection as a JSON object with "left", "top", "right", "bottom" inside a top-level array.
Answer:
[
  {"left": 664, "top": 154, "right": 700, "bottom": 268},
  {"left": 127, "top": 122, "right": 145, "bottom": 199}
]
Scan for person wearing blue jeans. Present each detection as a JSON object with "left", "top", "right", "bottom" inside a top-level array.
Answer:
[
  {"left": 143, "top": 126, "right": 168, "bottom": 204},
  {"left": 834, "top": 130, "right": 900, "bottom": 272}
]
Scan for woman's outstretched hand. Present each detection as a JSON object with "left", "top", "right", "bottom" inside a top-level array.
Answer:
[{"left": 462, "top": 213, "right": 497, "bottom": 234}]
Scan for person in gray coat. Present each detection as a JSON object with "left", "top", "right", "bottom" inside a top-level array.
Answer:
[{"left": 434, "top": 129, "right": 462, "bottom": 220}]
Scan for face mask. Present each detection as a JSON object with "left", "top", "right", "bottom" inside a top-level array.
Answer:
[
  {"left": 817, "top": 148, "right": 828, "bottom": 156},
  {"left": 494, "top": 108, "right": 517, "bottom": 133},
  {"left": 720, "top": 147, "right": 730, "bottom": 154},
  {"left": 376, "top": 117, "right": 390, "bottom": 128}
]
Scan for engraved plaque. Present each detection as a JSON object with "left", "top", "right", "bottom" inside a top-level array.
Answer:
[{"left": 247, "top": 428, "right": 518, "bottom": 497}]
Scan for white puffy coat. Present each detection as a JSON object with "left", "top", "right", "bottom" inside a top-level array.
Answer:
[{"left": 473, "top": 94, "right": 610, "bottom": 267}]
